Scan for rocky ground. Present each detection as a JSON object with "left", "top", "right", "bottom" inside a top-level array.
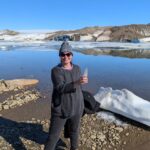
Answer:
[
  {"left": 0, "top": 115, "right": 149, "bottom": 150},
  {"left": 0, "top": 79, "right": 150, "bottom": 150}
]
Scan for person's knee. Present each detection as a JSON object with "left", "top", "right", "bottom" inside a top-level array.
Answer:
[
  {"left": 48, "top": 132, "right": 60, "bottom": 140},
  {"left": 71, "top": 123, "right": 80, "bottom": 133}
]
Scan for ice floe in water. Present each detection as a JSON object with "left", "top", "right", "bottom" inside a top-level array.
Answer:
[
  {"left": 95, "top": 87, "right": 150, "bottom": 126},
  {"left": 1, "top": 41, "right": 150, "bottom": 51}
]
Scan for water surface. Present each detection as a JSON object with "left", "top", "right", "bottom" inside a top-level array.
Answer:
[{"left": 1, "top": 48, "right": 150, "bottom": 101}]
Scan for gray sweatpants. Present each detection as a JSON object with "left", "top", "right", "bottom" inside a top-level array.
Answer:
[{"left": 44, "top": 113, "right": 82, "bottom": 150}]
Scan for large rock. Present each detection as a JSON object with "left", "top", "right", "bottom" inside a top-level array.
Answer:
[
  {"left": 5, "top": 79, "right": 39, "bottom": 87},
  {"left": 0, "top": 79, "right": 39, "bottom": 93}
]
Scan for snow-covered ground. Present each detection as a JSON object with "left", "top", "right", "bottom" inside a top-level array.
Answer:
[
  {"left": 139, "top": 37, "right": 150, "bottom": 42},
  {"left": 0, "top": 33, "right": 50, "bottom": 42}
]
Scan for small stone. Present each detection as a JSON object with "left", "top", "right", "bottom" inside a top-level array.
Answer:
[
  {"left": 41, "top": 145, "right": 45, "bottom": 150},
  {"left": 125, "top": 133, "right": 129, "bottom": 136},
  {"left": 115, "top": 127, "right": 124, "bottom": 132},
  {"left": 3, "top": 105, "right": 9, "bottom": 110},
  {"left": 92, "top": 146, "right": 96, "bottom": 150},
  {"left": 123, "top": 141, "right": 127, "bottom": 145},
  {"left": 91, "top": 135, "right": 96, "bottom": 139}
]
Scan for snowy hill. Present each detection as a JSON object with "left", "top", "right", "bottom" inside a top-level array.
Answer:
[{"left": 1, "top": 24, "right": 150, "bottom": 42}]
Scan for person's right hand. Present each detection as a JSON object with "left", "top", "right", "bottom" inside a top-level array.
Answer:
[
  {"left": 75, "top": 76, "right": 88, "bottom": 85},
  {"left": 80, "top": 76, "right": 88, "bottom": 84}
]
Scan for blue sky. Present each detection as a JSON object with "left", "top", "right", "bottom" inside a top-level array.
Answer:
[{"left": 0, "top": 0, "right": 150, "bottom": 30}]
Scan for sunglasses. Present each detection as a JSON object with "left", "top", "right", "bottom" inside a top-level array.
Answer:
[{"left": 60, "top": 53, "right": 72, "bottom": 57}]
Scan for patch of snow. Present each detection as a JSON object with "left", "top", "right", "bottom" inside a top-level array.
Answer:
[
  {"left": 95, "top": 87, "right": 150, "bottom": 126},
  {"left": 139, "top": 37, "right": 150, "bottom": 42}
]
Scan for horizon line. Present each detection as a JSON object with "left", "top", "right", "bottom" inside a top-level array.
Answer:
[{"left": 0, "top": 23, "right": 150, "bottom": 32}]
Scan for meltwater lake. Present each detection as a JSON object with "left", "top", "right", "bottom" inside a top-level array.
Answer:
[{"left": 1, "top": 42, "right": 150, "bottom": 102}]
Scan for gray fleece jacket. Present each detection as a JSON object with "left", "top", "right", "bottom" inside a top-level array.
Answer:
[{"left": 51, "top": 63, "right": 84, "bottom": 118}]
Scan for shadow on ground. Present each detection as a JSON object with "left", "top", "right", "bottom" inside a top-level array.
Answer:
[{"left": 0, "top": 117, "right": 67, "bottom": 150}]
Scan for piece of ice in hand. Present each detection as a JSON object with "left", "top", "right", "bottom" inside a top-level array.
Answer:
[{"left": 83, "top": 68, "right": 88, "bottom": 76}]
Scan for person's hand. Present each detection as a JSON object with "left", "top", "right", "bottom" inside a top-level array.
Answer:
[
  {"left": 80, "top": 76, "right": 88, "bottom": 84},
  {"left": 74, "top": 76, "right": 88, "bottom": 85}
]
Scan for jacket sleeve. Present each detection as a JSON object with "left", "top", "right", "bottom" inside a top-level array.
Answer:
[{"left": 51, "top": 68, "right": 76, "bottom": 94}]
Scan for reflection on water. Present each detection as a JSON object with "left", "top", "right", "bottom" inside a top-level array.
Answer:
[
  {"left": 76, "top": 49, "right": 150, "bottom": 59},
  {"left": 1, "top": 49, "right": 150, "bottom": 101}
]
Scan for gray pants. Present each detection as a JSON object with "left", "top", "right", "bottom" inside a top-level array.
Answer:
[{"left": 44, "top": 113, "right": 82, "bottom": 150}]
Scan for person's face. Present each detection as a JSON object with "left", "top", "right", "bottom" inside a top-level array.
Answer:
[{"left": 60, "top": 52, "right": 73, "bottom": 65}]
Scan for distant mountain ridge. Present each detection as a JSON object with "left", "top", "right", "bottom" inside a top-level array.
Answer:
[
  {"left": 45, "top": 24, "right": 150, "bottom": 42},
  {"left": 1, "top": 24, "right": 150, "bottom": 42},
  {"left": 110, "top": 24, "right": 150, "bottom": 41},
  {"left": 0, "top": 29, "right": 19, "bottom": 35}
]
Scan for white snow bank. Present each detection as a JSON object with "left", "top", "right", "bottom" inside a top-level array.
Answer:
[
  {"left": 0, "top": 33, "right": 50, "bottom": 41},
  {"left": 69, "top": 41, "right": 150, "bottom": 50},
  {"left": 97, "top": 111, "right": 128, "bottom": 126},
  {"left": 139, "top": 37, "right": 150, "bottom": 42},
  {"left": 95, "top": 87, "right": 150, "bottom": 126},
  {"left": 1, "top": 41, "right": 150, "bottom": 51}
]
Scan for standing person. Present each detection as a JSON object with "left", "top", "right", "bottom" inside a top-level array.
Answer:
[{"left": 44, "top": 41, "right": 88, "bottom": 150}]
